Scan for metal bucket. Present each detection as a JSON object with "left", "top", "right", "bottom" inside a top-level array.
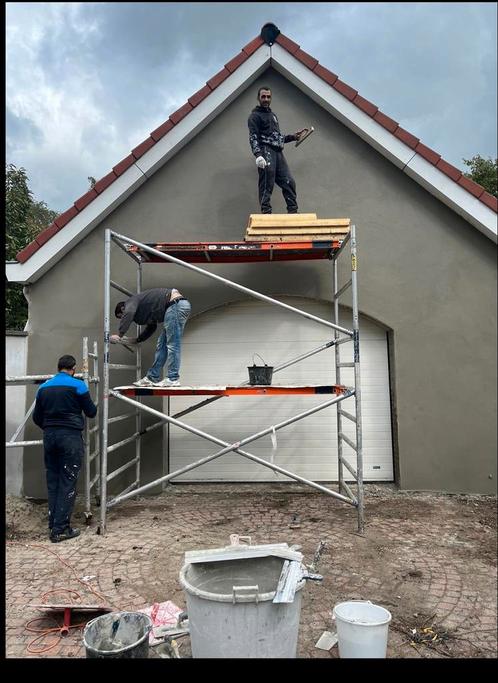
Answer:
[
  {"left": 179, "top": 555, "right": 305, "bottom": 658},
  {"left": 247, "top": 353, "right": 273, "bottom": 385},
  {"left": 83, "top": 611, "right": 153, "bottom": 658}
]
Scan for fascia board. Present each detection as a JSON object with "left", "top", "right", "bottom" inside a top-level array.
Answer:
[
  {"left": 271, "top": 44, "right": 414, "bottom": 169},
  {"left": 404, "top": 156, "right": 497, "bottom": 243},
  {"left": 271, "top": 44, "right": 496, "bottom": 243},
  {"left": 6, "top": 47, "right": 271, "bottom": 285},
  {"left": 136, "top": 45, "right": 271, "bottom": 177},
  {"left": 5, "top": 166, "right": 147, "bottom": 284}
]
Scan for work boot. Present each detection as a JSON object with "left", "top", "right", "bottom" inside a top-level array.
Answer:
[{"left": 50, "top": 527, "right": 81, "bottom": 543}]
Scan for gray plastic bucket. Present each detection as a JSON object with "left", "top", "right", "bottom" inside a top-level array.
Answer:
[
  {"left": 83, "top": 611, "right": 153, "bottom": 658},
  {"left": 179, "top": 555, "right": 305, "bottom": 658}
]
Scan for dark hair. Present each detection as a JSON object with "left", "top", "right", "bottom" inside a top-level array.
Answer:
[
  {"left": 58, "top": 355, "right": 76, "bottom": 371},
  {"left": 258, "top": 86, "right": 271, "bottom": 98},
  {"left": 115, "top": 301, "right": 125, "bottom": 317}
]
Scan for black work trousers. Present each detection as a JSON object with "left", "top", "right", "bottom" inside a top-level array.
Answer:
[
  {"left": 43, "top": 428, "right": 84, "bottom": 535},
  {"left": 258, "top": 146, "right": 298, "bottom": 214}
]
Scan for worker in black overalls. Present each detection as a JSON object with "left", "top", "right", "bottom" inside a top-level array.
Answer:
[{"left": 248, "top": 86, "right": 306, "bottom": 214}]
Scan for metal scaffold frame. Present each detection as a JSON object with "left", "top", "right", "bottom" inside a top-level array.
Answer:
[
  {"left": 5, "top": 337, "right": 101, "bottom": 522},
  {"left": 101, "top": 226, "right": 364, "bottom": 534}
]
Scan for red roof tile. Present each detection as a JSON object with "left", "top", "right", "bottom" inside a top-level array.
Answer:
[
  {"left": 480, "top": 191, "right": 498, "bottom": 211},
  {"left": 54, "top": 206, "right": 79, "bottom": 229},
  {"left": 74, "top": 188, "right": 98, "bottom": 211},
  {"left": 353, "top": 94, "right": 378, "bottom": 118},
  {"left": 333, "top": 79, "right": 358, "bottom": 102},
  {"left": 170, "top": 102, "right": 193, "bottom": 125},
  {"left": 113, "top": 154, "right": 135, "bottom": 177},
  {"left": 373, "top": 110, "right": 399, "bottom": 133},
  {"left": 207, "top": 67, "right": 231, "bottom": 91},
  {"left": 436, "top": 158, "right": 462, "bottom": 182},
  {"left": 415, "top": 142, "right": 441, "bottom": 166},
  {"left": 188, "top": 85, "right": 212, "bottom": 108},
  {"left": 275, "top": 34, "right": 299, "bottom": 54},
  {"left": 17, "top": 240, "right": 40, "bottom": 264},
  {"left": 294, "top": 48, "right": 318, "bottom": 71},
  {"left": 312, "top": 63, "right": 338, "bottom": 87},
  {"left": 242, "top": 36, "right": 264, "bottom": 56},
  {"left": 15, "top": 28, "right": 496, "bottom": 265},
  {"left": 457, "top": 175, "right": 485, "bottom": 199},
  {"left": 394, "top": 126, "right": 419, "bottom": 149},
  {"left": 94, "top": 171, "right": 118, "bottom": 194},
  {"left": 225, "top": 51, "right": 249, "bottom": 73},
  {"left": 150, "top": 119, "right": 174, "bottom": 142},
  {"left": 132, "top": 137, "right": 156, "bottom": 160},
  {"left": 35, "top": 222, "right": 60, "bottom": 247}
]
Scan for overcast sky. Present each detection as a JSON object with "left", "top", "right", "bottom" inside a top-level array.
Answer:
[{"left": 6, "top": 2, "right": 497, "bottom": 212}]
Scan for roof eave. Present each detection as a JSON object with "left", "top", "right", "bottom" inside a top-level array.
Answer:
[
  {"left": 270, "top": 43, "right": 497, "bottom": 244},
  {"left": 6, "top": 43, "right": 271, "bottom": 284}
]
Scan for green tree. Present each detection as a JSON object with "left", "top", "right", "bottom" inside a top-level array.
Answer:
[
  {"left": 5, "top": 164, "right": 59, "bottom": 330},
  {"left": 462, "top": 155, "right": 497, "bottom": 198}
]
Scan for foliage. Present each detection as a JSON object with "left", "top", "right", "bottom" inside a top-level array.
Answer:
[
  {"left": 5, "top": 164, "right": 59, "bottom": 330},
  {"left": 462, "top": 155, "right": 497, "bottom": 198}
]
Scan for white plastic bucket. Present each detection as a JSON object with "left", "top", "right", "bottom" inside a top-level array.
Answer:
[{"left": 333, "top": 600, "right": 392, "bottom": 658}]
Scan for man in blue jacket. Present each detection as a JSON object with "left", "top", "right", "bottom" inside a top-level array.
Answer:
[
  {"left": 33, "top": 354, "right": 97, "bottom": 543},
  {"left": 248, "top": 86, "right": 307, "bottom": 214}
]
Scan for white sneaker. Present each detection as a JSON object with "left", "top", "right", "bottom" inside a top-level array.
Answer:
[
  {"left": 133, "top": 376, "right": 155, "bottom": 387},
  {"left": 155, "top": 378, "right": 180, "bottom": 387}
]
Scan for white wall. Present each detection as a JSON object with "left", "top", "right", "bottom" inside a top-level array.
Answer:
[{"left": 6, "top": 333, "right": 28, "bottom": 496}]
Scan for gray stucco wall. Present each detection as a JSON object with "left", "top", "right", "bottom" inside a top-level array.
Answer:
[{"left": 22, "top": 68, "right": 497, "bottom": 497}]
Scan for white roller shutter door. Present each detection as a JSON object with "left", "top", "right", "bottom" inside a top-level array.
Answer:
[{"left": 168, "top": 298, "right": 393, "bottom": 482}]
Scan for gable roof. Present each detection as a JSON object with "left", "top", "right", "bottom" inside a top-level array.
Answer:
[{"left": 7, "top": 25, "right": 497, "bottom": 284}]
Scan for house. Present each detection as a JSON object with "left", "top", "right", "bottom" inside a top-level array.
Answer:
[{"left": 6, "top": 23, "right": 497, "bottom": 499}]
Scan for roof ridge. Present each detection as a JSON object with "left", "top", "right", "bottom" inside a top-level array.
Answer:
[{"left": 15, "top": 29, "right": 496, "bottom": 264}]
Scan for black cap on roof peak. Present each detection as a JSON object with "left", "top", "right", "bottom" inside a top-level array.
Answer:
[{"left": 260, "top": 23, "right": 280, "bottom": 46}]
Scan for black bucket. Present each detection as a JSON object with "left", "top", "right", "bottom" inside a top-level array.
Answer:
[
  {"left": 248, "top": 354, "right": 273, "bottom": 386},
  {"left": 83, "top": 611, "right": 153, "bottom": 658}
]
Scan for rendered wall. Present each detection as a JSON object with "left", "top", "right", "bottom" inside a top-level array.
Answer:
[{"left": 21, "top": 68, "right": 497, "bottom": 497}]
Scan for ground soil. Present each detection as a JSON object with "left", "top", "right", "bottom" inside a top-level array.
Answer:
[{"left": 5, "top": 483, "right": 497, "bottom": 659}]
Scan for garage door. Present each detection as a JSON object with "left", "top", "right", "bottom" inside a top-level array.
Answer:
[{"left": 168, "top": 297, "right": 393, "bottom": 482}]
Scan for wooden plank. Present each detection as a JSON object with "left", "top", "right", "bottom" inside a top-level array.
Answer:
[
  {"left": 247, "top": 213, "right": 317, "bottom": 228},
  {"left": 248, "top": 218, "right": 351, "bottom": 230},
  {"left": 245, "top": 234, "right": 348, "bottom": 242},
  {"left": 246, "top": 227, "right": 349, "bottom": 235}
]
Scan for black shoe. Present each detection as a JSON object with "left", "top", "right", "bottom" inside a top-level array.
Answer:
[{"left": 50, "top": 527, "right": 81, "bottom": 543}]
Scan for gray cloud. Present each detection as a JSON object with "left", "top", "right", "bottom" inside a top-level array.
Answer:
[{"left": 6, "top": 2, "right": 497, "bottom": 211}]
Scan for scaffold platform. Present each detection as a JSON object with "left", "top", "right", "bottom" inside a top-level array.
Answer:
[
  {"left": 113, "top": 384, "right": 349, "bottom": 397},
  {"left": 125, "top": 240, "right": 344, "bottom": 263}
]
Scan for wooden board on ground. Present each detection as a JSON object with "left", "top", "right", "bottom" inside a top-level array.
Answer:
[{"left": 244, "top": 234, "right": 348, "bottom": 242}]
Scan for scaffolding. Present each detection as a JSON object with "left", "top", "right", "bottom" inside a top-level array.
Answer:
[
  {"left": 101, "top": 225, "right": 364, "bottom": 535},
  {"left": 5, "top": 337, "right": 100, "bottom": 522}
]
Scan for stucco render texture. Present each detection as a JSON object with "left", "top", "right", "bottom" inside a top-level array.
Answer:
[{"left": 6, "top": 483, "right": 497, "bottom": 659}]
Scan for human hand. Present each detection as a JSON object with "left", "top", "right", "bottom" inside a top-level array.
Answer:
[
  {"left": 109, "top": 335, "right": 121, "bottom": 344},
  {"left": 295, "top": 128, "right": 308, "bottom": 140},
  {"left": 255, "top": 156, "right": 267, "bottom": 169}
]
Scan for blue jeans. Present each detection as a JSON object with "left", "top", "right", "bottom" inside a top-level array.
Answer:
[
  {"left": 147, "top": 299, "right": 191, "bottom": 382},
  {"left": 43, "top": 428, "right": 83, "bottom": 535}
]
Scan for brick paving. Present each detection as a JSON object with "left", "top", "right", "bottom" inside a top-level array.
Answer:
[{"left": 5, "top": 484, "right": 497, "bottom": 659}]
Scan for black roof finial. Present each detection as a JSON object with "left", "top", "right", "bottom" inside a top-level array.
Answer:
[{"left": 260, "top": 23, "right": 280, "bottom": 46}]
